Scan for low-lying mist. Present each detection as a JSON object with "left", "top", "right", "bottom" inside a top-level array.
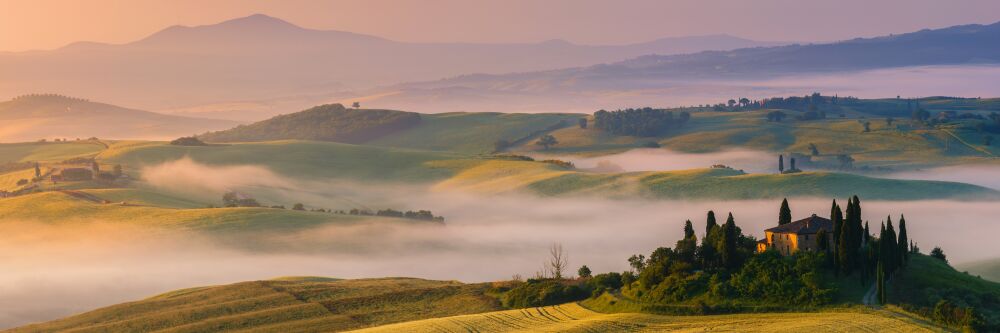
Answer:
[
  {"left": 4, "top": 158, "right": 999, "bottom": 328},
  {"left": 532, "top": 148, "right": 776, "bottom": 174}
]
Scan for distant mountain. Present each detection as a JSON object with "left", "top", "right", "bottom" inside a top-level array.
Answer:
[
  {"left": 199, "top": 104, "right": 421, "bottom": 143},
  {"left": 0, "top": 94, "right": 238, "bottom": 142},
  {"left": 0, "top": 14, "right": 780, "bottom": 116},
  {"left": 361, "top": 21, "right": 1000, "bottom": 113}
]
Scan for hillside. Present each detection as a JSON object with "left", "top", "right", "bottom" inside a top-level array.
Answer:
[
  {"left": 958, "top": 258, "right": 1000, "bottom": 283},
  {"left": 0, "top": 14, "right": 780, "bottom": 115},
  {"left": 199, "top": 104, "right": 422, "bottom": 143},
  {"left": 0, "top": 95, "right": 237, "bottom": 142},
  {"left": 94, "top": 140, "right": 1000, "bottom": 201},
  {"left": 363, "top": 22, "right": 1000, "bottom": 113},
  {"left": 355, "top": 303, "right": 936, "bottom": 333},
  {"left": 9, "top": 278, "right": 502, "bottom": 333}
]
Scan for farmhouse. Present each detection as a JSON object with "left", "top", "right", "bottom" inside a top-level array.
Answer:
[{"left": 756, "top": 214, "right": 834, "bottom": 255}]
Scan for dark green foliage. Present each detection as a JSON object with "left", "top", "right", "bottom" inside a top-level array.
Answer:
[
  {"left": 808, "top": 143, "right": 819, "bottom": 156},
  {"left": 877, "top": 262, "right": 886, "bottom": 304},
  {"left": 766, "top": 111, "right": 787, "bottom": 122},
  {"left": 930, "top": 247, "right": 948, "bottom": 263},
  {"left": 200, "top": 104, "right": 422, "bottom": 143},
  {"left": 578, "top": 265, "right": 592, "bottom": 278},
  {"left": 501, "top": 280, "right": 588, "bottom": 308},
  {"left": 721, "top": 213, "right": 739, "bottom": 270},
  {"left": 578, "top": 118, "right": 588, "bottom": 129},
  {"left": 535, "top": 134, "right": 558, "bottom": 150},
  {"left": 587, "top": 272, "right": 623, "bottom": 291},
  {"left": 592, "top": 108, "right": 690, "bottom": 136},
  {"left": 34, "top": 162, "right": 41, "bottom": 178},
  {"left": 16, "top": 179, "right": 28, "bottom": 186},
  {"left": 292, "top": 203, "right": 305, "bottom": 211},
  {"left": 222, "top": 191, "right": 261, "bottom": 207},
  {"left": 778, "top": 198, "right": 792, "bottom": 225},
  {"left": 729, "top": 251, "right": 833, "bottom": 305},
  {"left": 169, "top": 136, "right": 206, "bottom": 146},
  {"left": 898, "top": 215, "right": 909, "bottom": 265},
  {"left": 816, "top": 229, "right": 830, "bottom": 253}
]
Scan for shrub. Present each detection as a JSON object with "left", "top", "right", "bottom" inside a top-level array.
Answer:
[
  {"left": 170, "top": 136, "right": 206, "bottom": 146},
  {"left": 501, "top": 279, "right": 588, "bottom": 308}
]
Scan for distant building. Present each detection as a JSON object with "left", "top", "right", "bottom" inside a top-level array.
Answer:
[
  {"left": 756, "top": 214, "right": 834, "bottom": 255},
  {"left": 59, "top": 168, "right": 93, "bottom": 181}
]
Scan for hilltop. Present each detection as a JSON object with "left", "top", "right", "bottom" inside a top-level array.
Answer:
[
  {"left": 0, "top": 94, "right": 237, "bottom": 142},
  {"left": 199, "top": 104, "right": 422, "bottom": 143}
]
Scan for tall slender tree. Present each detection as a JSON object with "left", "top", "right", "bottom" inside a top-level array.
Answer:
[
  {"left": 721, "top": 213, "right": 739, "bottom": 270},
  {"left": 779, "top": 155, "right": 785, "bottom": 173},
  {"left": 898, "top": 215, "right": 909, "bottom": 265},
  {"left": 779, "top": 198, "right": 792, "bottom": 225},
  {"left": 705, "top": 211, "right": 717, "bottom": 235},
  {"left": 700, "top": 211, "right": 719, "bottom": 270}
]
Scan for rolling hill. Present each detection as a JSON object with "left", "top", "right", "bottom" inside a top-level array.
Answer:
[
  {"left": 958, "top": 258, "right": 1000, "bottom": 283},
  {"left": 0, "top": 94, "right": 238, "bottom": 142},
  {"left": 8, "top": 277, "right": 502, "bottom": 333},
  {"left": 361, "top": 21, "right": 1000, "bottom": 113},
  {"left": 0, "top": 14, "right": 780, "bottom": 117},
  {"left": 199, "top": 104, "right": 423, "bottom": 143}
]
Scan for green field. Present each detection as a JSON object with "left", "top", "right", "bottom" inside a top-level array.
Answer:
[
  {"left": 10, "top": 278, "right": 501, "bottom": 333},
  {"left": 523, "top": 109, "right": 999, "bottom": 169},
  {"left": 0, "top": 141, "right": 105, "bottom": 163},
  {"left": 369, "top": 112, "right": 580, "bottom": 154}
]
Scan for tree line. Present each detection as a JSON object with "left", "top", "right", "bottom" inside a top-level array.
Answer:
[{"left": 593, "top": 108, "right": 691, "bottom": 137}]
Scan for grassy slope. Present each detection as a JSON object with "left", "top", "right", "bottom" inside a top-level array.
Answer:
[
  {"left": 522, "top": 110, "right": 999, "bottom": 168},
  {"left": 10, "top": 278, "right": 501, "bottom": 333},
  {"left": 0, "top": 190, "right": 384, "bottom": 233},
  {"left": 369, "top": 112, "right": 580, "bottom": 154},
  {"left": 957, "top": 258, "right": 1000, "bottom": 283},
  {"left": 431, "top": 159, "right": 998, "bottom": 200},
  {"left": 93, "top": 141, "right": 998, "bottom": 200},
  {"left": 354, "top": 301, "right": 937, "bottom": 332},
  {"left": 0, "top": 141, "right": 105, "bottom": 163},
  {"left": 892, "top": 254, "right": 1000, "bottom": 326},
  {"left": 99, "top": 140, "right": 461, "bottom": 182}
]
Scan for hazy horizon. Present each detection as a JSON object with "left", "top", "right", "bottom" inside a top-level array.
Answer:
[{"left": 3, "top": 0, "right": 1000, "bottom": 52}]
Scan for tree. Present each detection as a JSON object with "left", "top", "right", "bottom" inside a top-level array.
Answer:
[
  {"left": 897, "top": 215, "right": 909, "bottom": 264},
  {"left": 727, "top": 99, "right": 736, "bottom": 108},
  {"left": 721, "top": 213, "right": 739, "bottom": 270},
  {"left": 34, "top": 162, "right": 41, "bottom": 179},
  {"left": 930, "top": 247, "right": 947, "bottom": 263},
  {"left": 536, "top": 135, "right": 558, "bottom": 150},
  {"left": 701, "top": 211, "right": 719, "bottom": 269},
  {"left": 628, "top": 254, "right": 645, "bottom": 273},
  {"left": 351, "top": 101, "right": 360, "bottom": 109},
  {"left": 863, "top": 121, "right": 871, "bottom": 132},
  {"left": 578, "top": 118, "right": 588, "bottom": 129},
  {"left": 876, "top": 261, "right": 886, "bottom": 305},
  {"left": 808, "top": 143, "right": 819, "bottom": 156},
  {"left": 292, "top": 203, "right": 305, "bottom": 211},
  {"left": 577, "top": 265, "right": 592, "bottom": 279},
  {"left": 548, "top": 243, "right": 569, "bottom": 279},
  {"left": 779, "top": 198, "right": 792, "bottom": 225},
  {"left": 831, "top": 199, "right": 842, "bottom": 261},
  {"left": 778, "top": 155, "right": 785, "bottom": 173},
  {"left": 886, "top": 117, "right": 894, "bottom": 126},
  {"left": 705, "top": 210, "right": 718, "bottom": 234},
  {"left": 790, "top": 157, "right": 797, "bottom": 171},
  {"left": 837, "top": 154, "right": 855, "bottom": 169},
  {"left": 817, "top": 229, "right": 830, "bottom": 252},
  {"left": 739, "top": 97, "right": 750, "bottom": 107}
]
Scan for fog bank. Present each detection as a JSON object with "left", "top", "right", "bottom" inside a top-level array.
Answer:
[
  {"left": 533, "top": 148, "right": 776, "bottom": 174},
  {"left": 3, "top": 194, "right": 999, "bottom": 328}
]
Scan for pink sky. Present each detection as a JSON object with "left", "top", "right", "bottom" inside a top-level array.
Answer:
[{"left": 2, "top": 0, "right": 1000, "bottom": 52}]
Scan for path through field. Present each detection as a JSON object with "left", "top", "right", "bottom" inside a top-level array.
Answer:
[{"left": 349, "top": 303, "right": 937, "bottom": 333}]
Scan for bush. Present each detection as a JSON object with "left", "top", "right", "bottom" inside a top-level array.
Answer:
[
  {"left": 170, "top": 136, "right": 206, "bottom": 146},
  {"left": 588, "top": 272, "right": 623, "bottom": 291},
  {"left": 502, "top": 280, "right": 589, "bottom": 308}
]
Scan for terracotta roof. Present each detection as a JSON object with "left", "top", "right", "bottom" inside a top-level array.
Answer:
[{"left": 765, "top": 214, "right": 833, "bottom": 235}]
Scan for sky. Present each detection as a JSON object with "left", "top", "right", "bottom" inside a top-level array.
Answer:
[{"left": 2, "top": 0, "right": 1000, "bottom": 52}]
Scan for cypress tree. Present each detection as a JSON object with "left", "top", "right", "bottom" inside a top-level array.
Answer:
[
  {"left": 34, "top": 162, "right": 41, "bottom": 179},
  {"left": 721, "top": 213, "right": 738, "bottom": 270},
  {"left": 706, "top": 211, "right": 717, "bottom": 235},
  {"left": 779, "top": 155, "right": 784, "bottom": 173},
  {"left": 817, "top": 229, "right": 830, "bottom": 252},
  {"left": 779, "top": 198, "right": 792, "bottom": 225},
  {"left": 876, "top": 261, "right": 886, "bottom": 305},
  {"left": 831, "top": 200, "right": 843, "bottom": 268},
  {"left": 898, "top": 215, "right": 909, "bottom": 265},
  {"left": 886, "top": 219, "right": 898, "bottom": 275},
  {"left": 684, "top": 220, "right": 696, "bottom": 240}
]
